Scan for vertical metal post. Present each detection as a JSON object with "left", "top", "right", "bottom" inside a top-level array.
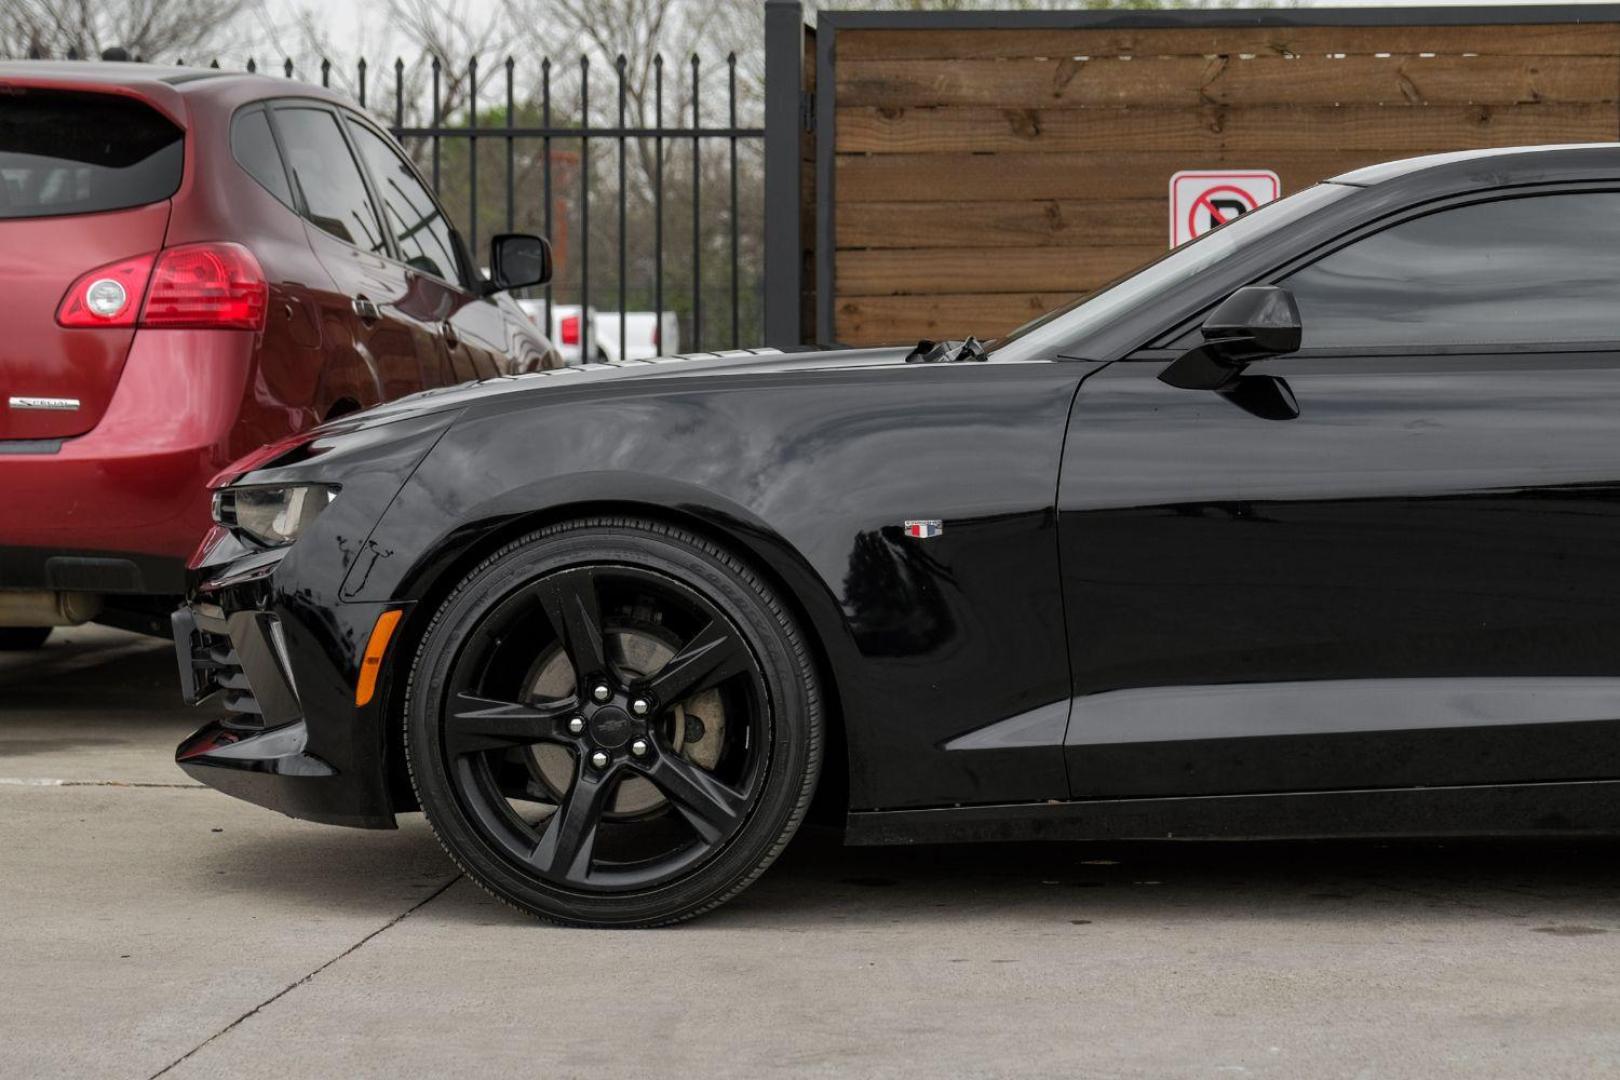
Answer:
[
  {"left": 320, "top": 57, "right": 329, "bottom": 87},
  {"left": 357, "top": 58, "right": 367, "bottom": 109},
  {"left": 468, "top": 56, "right": 479, "bottom": 258},
  {"left": 580, "top": 56, "right": 591, "bottom": 363},
  {"left": 505, "top": 57, "right": 516, "bottom": 234},
  {"left": 618, "top": 55, "right": 628, "bottom": 361},
  {"left": 728, "top": 52, "right": 740, "bottom": 349},
  {"left": 394, "top": 58, "right": 404, "bottom": 131},
  {"left": 431, "top": 57, "right": 442, "bottom": 194},
  {"left": 691, "top": 53, "right": 702, "bottom": 352},
  {"left": 654, "top": 57, "right": 665, "bottom": 350},
  {"left": 762, "top": 0, "right": 805, "bottom": 347},
  {"left": 542, "top": 58, "right": 554, "bottom": 336}
]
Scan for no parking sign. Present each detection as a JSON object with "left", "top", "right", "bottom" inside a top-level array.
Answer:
[{"left": 1169, "top": 170, "right": 1281, "bottom": 247}]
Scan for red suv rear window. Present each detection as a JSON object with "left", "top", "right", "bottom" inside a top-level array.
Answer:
[{"left": 0, "top": 89, "right": 183, "bottom": 219}]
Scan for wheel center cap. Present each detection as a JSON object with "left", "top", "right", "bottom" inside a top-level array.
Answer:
[{"left": 589, "top": 706, "right": 635, "bottom": 748}]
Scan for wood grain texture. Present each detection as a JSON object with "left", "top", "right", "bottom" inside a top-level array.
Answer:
[
  {"left": 836, "top": 103, "right": 1619, "bottom": 155},
  {"left": 839, "top": 198, "right": 1163, "bottom": 248},
  {"left": 835, "top": 292, "right": 1078, "bottom": 344},
  {"left": 837, "top": 245, "right": 1162, "bottom": 296},
  {"left": 837, "top": 55, "right": 1619, "bottom": 110},
  {"left": 835, "top": 150, "right": 1406, "bottom": 202},
  {"left": 835, "top": 24, "right": 1620, "bottom": 62}
]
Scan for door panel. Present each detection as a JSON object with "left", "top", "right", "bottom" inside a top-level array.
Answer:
[
  {"left": 273, "top": 105, "right": 440, "bottom": 408},
  {"left": 1059, "top": 353, "right": 1620, "bottom": 797}
]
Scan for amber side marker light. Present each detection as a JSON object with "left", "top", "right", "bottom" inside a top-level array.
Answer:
[{"left": 355, "top": 609, "right": 404, "bottom": 707}]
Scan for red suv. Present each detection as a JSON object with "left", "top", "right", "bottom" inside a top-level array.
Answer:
[{"left": 0, "top": 62, "right": 559, "bottom": 647}]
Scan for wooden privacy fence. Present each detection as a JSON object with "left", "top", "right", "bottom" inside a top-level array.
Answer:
[{"left": 761, "top": 4, "right": 1620, "bottom": 348}]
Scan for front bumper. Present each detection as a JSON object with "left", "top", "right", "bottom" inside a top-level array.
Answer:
[{"left": 173, "top": 552, "right": 403, "bottom": 829}]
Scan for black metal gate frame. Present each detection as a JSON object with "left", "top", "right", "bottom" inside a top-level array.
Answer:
[{"left": 760, "top": 2, "right": 1620, "bottom": 349}]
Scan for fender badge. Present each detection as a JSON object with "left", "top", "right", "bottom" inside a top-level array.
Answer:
[
  {"left": 9, "top": 396, "right": 79, "bottom": 411},
  {"left": 903, "top": 520, "right": 943, "bottom": 539}
]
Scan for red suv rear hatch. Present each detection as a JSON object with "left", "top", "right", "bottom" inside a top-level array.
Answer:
[{"left": 0, "top": 87, "right": 182, "bottom": 441}]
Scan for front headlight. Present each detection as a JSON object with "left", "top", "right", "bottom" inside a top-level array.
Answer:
[{"left": 212, "top": 484, "right": 339, "bottom": 548}]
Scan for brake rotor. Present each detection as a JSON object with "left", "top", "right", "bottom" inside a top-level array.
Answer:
[{"left": 521, "top": 625, "right": 726, "bottom": 817}]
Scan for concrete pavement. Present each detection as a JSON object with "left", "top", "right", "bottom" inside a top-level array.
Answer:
[{"left": 3, "top": 626, "right": 1619, "bottom": 1079}]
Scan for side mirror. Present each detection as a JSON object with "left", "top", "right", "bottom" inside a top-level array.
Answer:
[
  {"left": 1159, "top": 285, "right": 1301, "bottom": 391},
  {"left": 486, "top": 234, "right": 552, "bottom": 295}
]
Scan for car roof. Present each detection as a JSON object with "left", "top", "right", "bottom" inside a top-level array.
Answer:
[
  {"left": 0, "top": 60, "right": 357, "bottom": 121},
  {"left": 1333, "top": 143, "right": 1620, "bottom": 189}
]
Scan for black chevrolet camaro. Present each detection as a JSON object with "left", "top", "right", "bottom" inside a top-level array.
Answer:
[{"left": 177, "top": 144, "right": 1620, "bottom": 926}]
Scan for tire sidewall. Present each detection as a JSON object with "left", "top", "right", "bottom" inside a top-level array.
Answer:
[{"left": 405, "top": 518, "right": 821, "bottom": 926}]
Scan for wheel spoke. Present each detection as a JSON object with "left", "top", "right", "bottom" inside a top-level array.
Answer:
[
  {"left": 530, "top": 762, "right": 616, "bottom": 883},
  {"left": 535, "top": 567, "right": 608, "bottom": 685},
  {"left": 643, "top": 752, "right": 748, "bottom": 844},
  {"left": 445, "top": 692, "right": 575, "bottom": 755},
  {"left": 638, "top": 617, "right": 750, "bottom": 707}
]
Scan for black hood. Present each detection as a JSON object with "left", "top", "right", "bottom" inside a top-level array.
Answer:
[{"left": 325, "top": 345, "right": 917, "bottom": 433}]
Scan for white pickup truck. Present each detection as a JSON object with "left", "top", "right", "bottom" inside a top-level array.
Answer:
[{"left": 516, "top": 301, "right": 679, "bottom": 364}]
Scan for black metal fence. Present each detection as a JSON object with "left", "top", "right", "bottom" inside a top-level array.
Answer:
[{"left": 216, "top": 51, "right": 766, "bottom": 359}]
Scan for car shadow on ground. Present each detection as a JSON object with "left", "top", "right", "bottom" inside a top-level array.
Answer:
[{"left": 197, "top": 817, "right": 1620, "bottom": 932}]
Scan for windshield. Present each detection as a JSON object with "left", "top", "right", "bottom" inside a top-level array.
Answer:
[{"left": 989, "top": 183, "right": 1356, "bottom": 362}]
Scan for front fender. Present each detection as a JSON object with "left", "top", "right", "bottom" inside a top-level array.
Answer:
[{"left": 344, "top": 363, "right": 1087, "bottom": 810}]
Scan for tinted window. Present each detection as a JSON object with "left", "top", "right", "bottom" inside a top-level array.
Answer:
[
  {"left": 1285, "top": 193, "right": 1620, "bottom": 349},
  {"left": 0, "top": 90, "right": 183, "bottom": 219},
  {"left": 345, "top": 117, "right": 464, "bottom": 286},
  {"left": 230, "top": 107, "right": 294, "bottom": 208},
  {"left": 273, "top": 106, "right": 386, "bottom": 253}
]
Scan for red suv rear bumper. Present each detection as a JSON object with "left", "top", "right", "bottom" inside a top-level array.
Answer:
[{"left": 0, "top": 329, "right": 257, "bottom": 595}]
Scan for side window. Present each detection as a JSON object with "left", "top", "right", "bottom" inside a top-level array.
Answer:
[
  {"left": 344, "top": 116, "right": 466, "bottom": 288},
  {"left": 230, "top": 106, "right": 294, "bottom": 209},
  {"left": 1283, "top": 192, "right": 1620, "bottom": 350},
  {"left": 272, "top": 106, "right": 387, "bottom": 255}
]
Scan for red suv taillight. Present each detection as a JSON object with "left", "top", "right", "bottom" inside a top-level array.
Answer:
[
  {"left": 560, "top": 314, "right": 580, "bottom": 346},
  {"left": 56, "top": 252, "right": 156, "bottom": 327},
  {"left": 57, "top": 242, "right": 268, "bottom": 331}
]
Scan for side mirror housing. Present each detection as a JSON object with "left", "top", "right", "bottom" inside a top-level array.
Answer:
[
  {"left": 1159, "top": 285, "right": 1301, "bottom": 391},
  {"left": 486, "top": 233, "right": 552, "bottom": 295}
]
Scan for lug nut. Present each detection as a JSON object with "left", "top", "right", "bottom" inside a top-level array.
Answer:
[
  {"left": 592, "top": 683, "right": 612, "bottom": 702},
  {"left": 630, "top": 738, "right": 649, "bottom": 757},
  {"left": 630, "top": 697, "right": 651, "bottom": 717},
  {"left": 567, "top": 716, "right": 585, "bottom": 735},
  {"left": 590, "top": 750, "right": 609, "bottom": 769}
]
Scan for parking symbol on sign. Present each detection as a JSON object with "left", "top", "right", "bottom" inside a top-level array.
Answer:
[{"left": 1169, "top": 171, "right": 1281, "bottom": 247}]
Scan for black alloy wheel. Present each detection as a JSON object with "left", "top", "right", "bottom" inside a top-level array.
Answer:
[{"left": 405, "top": 518, "right": 823, "bottom": 927}]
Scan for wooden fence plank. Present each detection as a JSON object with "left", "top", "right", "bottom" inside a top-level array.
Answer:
[
  {"left": 836, "top": 103, "right": 1618, "bottom": 155},
  {"left": 837, "top": 245, "right": 1163, "bottom": 296},
  {"left": 836, "top": 150, "right": 1406, "bottom": 202},
  {"left": 836, "top": 24, "right": 1620, "bottom": 62},
  {"left": 836, "top": 292, "right": 1077, "bottom": 343},
  {"left": 837, "top": 55, "right": 1618, "bottom": 110},
  {"left": 839, "top": 198, "right": 1165, "bottom": 248}
]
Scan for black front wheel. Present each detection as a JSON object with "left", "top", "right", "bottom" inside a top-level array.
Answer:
[{"left": 405, "top": 518, "right": 823, "bottom": 927}]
